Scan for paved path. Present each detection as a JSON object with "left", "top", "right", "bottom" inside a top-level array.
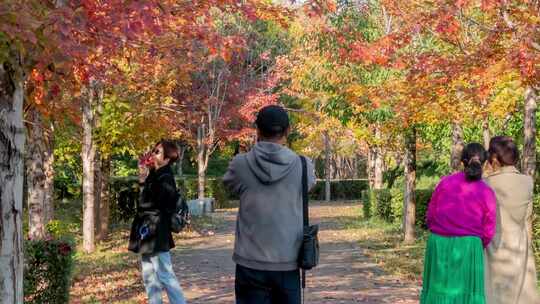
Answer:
[{"left": 172, "top": 202, "right": 420, "bottom": 303}]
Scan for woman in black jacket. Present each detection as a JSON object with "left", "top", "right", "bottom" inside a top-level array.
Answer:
[{"left": 128, "top": 140, "right": 186, "bottom": 304}]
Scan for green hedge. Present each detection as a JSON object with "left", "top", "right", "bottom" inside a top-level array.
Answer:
[
  {"left": 533, "top": 190, "right": 540, "bottom": 269},
  {"left": 309, "top": 180, "right": 368, "bottom": 201},
  {"left": 362, "top": 188, "right": 433, "bottom": 227},
  {"left": 415, "top": 189, "right": 433, "bottom": 229},
  {"left": 109, "top": 177, "right": 234, "bottom": 222},
  {"left": 361, "top": 189, "right": 393, "bottom": 222},
  {"left": 361, "top": 190, "right": 372, "bottom": 219},
  {"left": 178, "top": 178, "right": 235, "bottom": 209},
  {"left": 390, "top": 188, "right": 404, "bottom": 222},
  {"left": 109, "top": 177, "right": 368, "bottom": 222},
  {"left": 110, "top": 176, "right": 140, "bottom": 222},
  {"left": 24, "top": 239, "right": 75, "bottom": 304}
]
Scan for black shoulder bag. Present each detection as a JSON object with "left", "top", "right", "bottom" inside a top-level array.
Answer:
[
  {"left": 170, "top": 193, "right": 191, "bottom": 233},
  {"left": 298, "top": 156, "right": 319, "bottom": 294}
]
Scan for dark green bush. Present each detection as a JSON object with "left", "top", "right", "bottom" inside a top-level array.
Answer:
[
  {"left": 205, "top": 179, "right": 236, "bottom": 209},
  {"left": 361, "top": 189, "right": 395, "bottom": 222},
  {"left": 53, "top": 176, "right": 81, "bottom": 200},
  {"left": 390, "top": 187, "right": 404, "bottom": 222},
  {"left": 309, "top": 179, "right": 368, "bottom": 201},
  {"left": 415, "top": 189, "right": 433, "bottom": 229},
  {"left": 110, "top": 177, "right": 239, "bottom": 221},
  {"left": 532, "top": 191, "right": 540, "bottom": 268},
  {"left": 177, "top": 178, "right": 198, "bottom": 200},
  {"left": 109, "top": 177, "right": 369, "bottom": 221},
  {"left": 110, "top": 176, "right": 140, "bottom": 223},
  {"left": 361, "top": 190, "right": 371, "bottom": 219},
  {"left": 24, "top": 239, "right": 75, "bottom": 304},
  {"left": 361, "top": 188, "right": 433, "bottom": 227},
  {"left": 373, "top": 189, "right": 393, "bottom": 222}
]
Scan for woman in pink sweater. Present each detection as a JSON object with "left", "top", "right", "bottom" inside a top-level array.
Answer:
[{"left": 420, "top": 143, "right": 496, "bottom": 304}]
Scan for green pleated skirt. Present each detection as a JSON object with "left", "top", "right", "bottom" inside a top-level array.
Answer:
[{"left": 420, "top": 233, "right": 486, "bottom": 304}]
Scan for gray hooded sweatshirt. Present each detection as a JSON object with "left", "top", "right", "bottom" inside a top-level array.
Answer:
[{"left": 223, "top": 141, "right": 316, "bottom": 271}]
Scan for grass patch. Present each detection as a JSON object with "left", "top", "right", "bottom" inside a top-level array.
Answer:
[
  {"left": 339, "top": 205, "right": 540, "bottom": 289},
  {"left": 338, "top": 206, "right": 426, "bottom": 282},
  {"left": 70, "top": 227, "right": 144, "bottom": 303}
]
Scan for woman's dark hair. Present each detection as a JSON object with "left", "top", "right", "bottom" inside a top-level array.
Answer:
[
  {"left": 461, "top": 143, "right": 488, "bottom": 181},
  {"left": 488, "top": 136, "right": 519, "bottom": 166},
  {"left": 155, "top": 140, "right": 179, "bottom": 164}
]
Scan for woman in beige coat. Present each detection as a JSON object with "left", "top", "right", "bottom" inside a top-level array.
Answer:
[{"left": 484, "top": 136, "right": 539, "bottom": 304}]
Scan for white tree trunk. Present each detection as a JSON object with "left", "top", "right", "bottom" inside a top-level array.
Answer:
[
  {"left": 0, "top": 59, "right": 25, "bottom": 304},
  {"left": 367, "top": 146, "right": 375, "bottom": 189},
  {"left": 44, "top": 136, "right": 54, "bottom": 226},
  {"left": 403, "top": 127, "right": 417, "bottom": 243},
  {"left": 373, "top": 152, "right": 384, "bottom": 189},
  {"left": 451, "top": 122, "right": 464, "bottom": 172},
  {"left": 26, "top": 108, "right": 55, "bottom": 239},
  {"left": 373, "top": 127, "right": 384, "bottom": 189},
  {"left": 94, "top": 150, "right": 102, "bottom": 237},
  {"left": 197, "top": 125, "right": 206, "bottom": 200},
  {"left": 82, "top": 85, "right": 97, "bottom": 253},
  {"left": 175, "top": 141, "right": 186, "bottom": 177},
  {"left": 482, "top": 116, "right": 490, "bottom": 150},
  {"left": 323, "top": 132, "right": 331, "bottom": 202},
  {"left": 93, "top": 86, "right": 103, "bottom": 239},
  {"left": 97, "top": 157, "right": 111, "bottom": 241},
  {"left": 523, "top": 86, "right": 537, "bottom": 178}
]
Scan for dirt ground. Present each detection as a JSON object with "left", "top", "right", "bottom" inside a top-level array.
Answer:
[{"left": 173, "top": 201, "right": 420, "bottom": 304}]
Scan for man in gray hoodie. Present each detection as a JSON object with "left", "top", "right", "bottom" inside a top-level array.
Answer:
[{"left": 223, "top": 105, "right": 316, "bottom": 304}]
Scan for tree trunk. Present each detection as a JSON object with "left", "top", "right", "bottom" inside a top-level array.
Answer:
[
  {"left": 367, "top": 146, "right": 375, "bottom": 189},
  {"left": 450, "top": 122, "right": 464, "bottom": 172},
  {"left": 93, "top": 86, "right": 103, "bottom": 239},
  {"left": 175, "top": 141, "right": 186, "bottom": 177},
  {"left": 373, "top": 150, "right": 384, "bottom": 189},
  {"left": 482, "top": 116, "right": 491, "bottom": 150},
  {"left": 26, "top": 108, "right": 55, "bottom": 239},
  {"left": 0, "top": 58, "right": 25, "bottom": 303},
  {"left": 403, "top": 127, "right": 417, "bottom": 243},
  {"left": 94, "top": 151, "right": 102, "bottom": 237},
  {"left": 44, "top": 133, "right": 54, "bottom": 225},
  {"left": 523, "top": 86, "right": 537, "bottom": 178},
  {"left": 323, "top": 132, "right": 331, "bottom": 202},
  {"left": 97, "top": 157, "right": 111, "bottom": 241},
  {"left": 82, "top": 84, "right": 97, "bottom": 253},
  {"left": 197, "top": 125, "right": 206, "bottom": 200},
  {"left": 373, "top": 127, "right": 384, "bottom": 189}
]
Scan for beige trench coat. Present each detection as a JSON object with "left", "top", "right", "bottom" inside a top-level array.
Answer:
[{"left": 484, "top": 166, "right": 539, "bottom": 304}]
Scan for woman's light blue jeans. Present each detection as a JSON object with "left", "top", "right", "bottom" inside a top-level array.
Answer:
[{"left": 141, "top": 251, "right": 186, "bottom": 304}]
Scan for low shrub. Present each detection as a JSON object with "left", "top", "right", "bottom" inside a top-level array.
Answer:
[
  {"left": 109, "top": 177, "right": 369, "bottom": 221},
  {"left": 415, "top": 189, "right": 433, "bottom": 229},
  {"left": 390, "top": 187, "right": 404, "bottom": 225},
  {"left": 24, "top": 238, "right": 75, "bottom": 304},
  {"left": 110, "top": 176, "right": 140, "bottom": 223},
  {"left": 205, "top": 179, "right": 236, "bottom": 209},
  {"left": 361, "top": 190, "right": 372, "bottom": 219},
  {"left": 532, "top": 192, "right": 540, "bottom": 269},
  {"left": 373, "top": 190, "right": 393, "bottom": 222},
  {"left": 309, "top": 179, "right": 368, "bottom": 201},
  {"left": 361, "top": 188, "right": 434, "bottom": 227}
]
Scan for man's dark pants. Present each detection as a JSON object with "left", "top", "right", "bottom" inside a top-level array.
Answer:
[{"left": 235, "top": 264, "right": 301, "bottom": 304}]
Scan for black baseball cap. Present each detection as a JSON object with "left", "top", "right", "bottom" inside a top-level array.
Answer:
[{"left": 255, "top": 105, "right": 290, "bottom": 136}]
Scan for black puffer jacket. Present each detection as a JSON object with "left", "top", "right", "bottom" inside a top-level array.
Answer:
[{"left": 128, "top": 165, "right": 177, "bottom": 255}]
